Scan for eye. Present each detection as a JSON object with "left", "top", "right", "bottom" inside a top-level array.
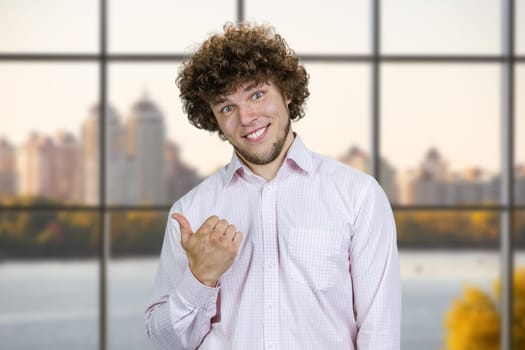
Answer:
[
  {"left": 251, "top": 91, "right": 264, "bottom": 100},
  {"left": 221, "top": 105, "right": 234, "bottom": 114}
]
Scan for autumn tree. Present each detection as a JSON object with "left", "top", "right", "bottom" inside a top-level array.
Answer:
[{"left": 444, "top": 267, "right": 525, "bottom": 349}]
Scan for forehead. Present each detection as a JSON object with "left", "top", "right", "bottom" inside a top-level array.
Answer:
[
  {"left": 211, "top": 80, "right": 268, "bottom": 104},
  {"left": 237, "top": 80, "right": 265, "bottom": 93}
]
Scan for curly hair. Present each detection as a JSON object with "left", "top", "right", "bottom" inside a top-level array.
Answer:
[{"left": 176, "top": 22, "right": 309, "bottom": 138}]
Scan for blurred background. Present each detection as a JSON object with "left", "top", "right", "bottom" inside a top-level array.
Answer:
[{"left": 0, "top": 0, "right": 524, "bottom": 349}]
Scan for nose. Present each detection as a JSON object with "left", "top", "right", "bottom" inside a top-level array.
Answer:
[{"left": 238, "top": 102, "right": 257, "bottom": 126}]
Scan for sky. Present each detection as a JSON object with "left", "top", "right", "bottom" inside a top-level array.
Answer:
[{"left": 0, "top": 0, "right": 524, "bottom": 176}]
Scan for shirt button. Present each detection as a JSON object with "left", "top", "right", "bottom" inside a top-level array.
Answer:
[{"left": 268, "top": 342, "right": 274, "bottom": 349}]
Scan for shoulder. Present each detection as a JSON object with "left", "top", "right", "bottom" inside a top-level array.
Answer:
[
  {"left": 314, "top": 152, "right": 375, "bottom": 189},
  {"left": 309, "top": 152, "right": 388, "bottom": 212}
]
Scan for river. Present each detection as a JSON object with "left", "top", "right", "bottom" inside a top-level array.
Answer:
[{"left": 1, "top": 251, "right": 523, "bottom": 349}]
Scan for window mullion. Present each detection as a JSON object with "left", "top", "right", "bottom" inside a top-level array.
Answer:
[{"left": 500, "top": 1, "right": 515, "bottom": 350}]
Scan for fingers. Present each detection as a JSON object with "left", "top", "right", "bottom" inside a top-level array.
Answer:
[
  {"left": 232, "top": 231, "right": 243, "bottom": 245},
  {"left": 199, "top": 217, "right": 237, "bottom": 238},
  {"left": 213, "top": 221, "right": 240, "bottom": 243},
  {"left": 175, "top": 213, "right": 243, "bottom": 245},
  {"left": 213, "top": 219, "right": 229, "bottom": 235},
  {"left": 224, "top": 224, "right": 237, "bottom": 238}
]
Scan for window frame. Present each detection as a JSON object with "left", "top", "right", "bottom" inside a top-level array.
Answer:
[{"left": 0, "top": 0, "right": 522, "bottom": 349}]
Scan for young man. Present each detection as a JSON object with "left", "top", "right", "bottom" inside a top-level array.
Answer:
[{"left": 145, "top": 23, "right": 400, "bottom": 350}]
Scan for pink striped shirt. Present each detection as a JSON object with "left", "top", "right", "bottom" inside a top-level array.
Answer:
[{"left": 145, "top": 135, "right": 401, "bottom": 349}]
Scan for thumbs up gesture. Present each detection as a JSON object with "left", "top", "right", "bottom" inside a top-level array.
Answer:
[{"left": 171, "top": 213, "right": 243, "bottom": 287}]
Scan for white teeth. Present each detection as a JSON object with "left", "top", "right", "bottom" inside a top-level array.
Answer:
[{"left": 246, "top": 127, "right": 265, "bottom": 139}]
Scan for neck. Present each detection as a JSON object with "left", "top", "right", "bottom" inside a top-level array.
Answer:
[{"left": 244, "top": 130, "right": 295, "bottom": 181}]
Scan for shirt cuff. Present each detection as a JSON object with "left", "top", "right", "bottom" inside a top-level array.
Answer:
[{"left": 175, "top": 266, "right": 220, "bottom": 309}]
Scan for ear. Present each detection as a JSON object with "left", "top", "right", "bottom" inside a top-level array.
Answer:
[{"left": 285, "top": 95, "right": 292, "bottom": 105}]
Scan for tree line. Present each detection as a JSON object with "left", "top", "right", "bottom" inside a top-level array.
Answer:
[{"left": 0, "top": 197, "right": 524, "bottom": 259}]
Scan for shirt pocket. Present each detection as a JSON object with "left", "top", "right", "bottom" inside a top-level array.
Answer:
[{"left": 284, "top": 228, "right": 344, "bottom": 291}]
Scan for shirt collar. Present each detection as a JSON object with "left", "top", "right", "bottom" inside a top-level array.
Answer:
[
  {"left": 284, "top": 134, "right": 316, "bottom": 173},
  {"left": 224, "top": 150, "right": 247, "bottom": 185},
  {"left": 223, "top": 133, "right": 317, "bottom": 186}
]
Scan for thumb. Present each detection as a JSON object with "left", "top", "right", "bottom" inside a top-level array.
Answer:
[{"left": 171, "top": 213, "right": 193, "bottom": 243}]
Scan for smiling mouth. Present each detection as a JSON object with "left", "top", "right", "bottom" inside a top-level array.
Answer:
[{"left": 244, "top": 124, "right": 270, "bottom": 141}]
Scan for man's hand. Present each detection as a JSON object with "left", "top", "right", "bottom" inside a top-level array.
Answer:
[{"left": 171, "top": 213, "right": 243, "bottom": 287}]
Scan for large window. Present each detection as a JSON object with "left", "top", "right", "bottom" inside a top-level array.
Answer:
[{"left": 0, "top": 1, "right": 523, "bottom": 349}]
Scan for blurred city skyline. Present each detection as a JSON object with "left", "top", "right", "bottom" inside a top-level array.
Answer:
[
  {"left": 1, "top": 92, "right": 524, "bottom": 206},
  {"left": 1, "top": 63, "right": 523, "bottom": 174}
]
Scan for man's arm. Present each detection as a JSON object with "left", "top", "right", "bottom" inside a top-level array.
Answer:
[
  {"left": 144, "top": 209, "right": 218, "bottom": 350},
  {"left": 144, "top": 206, "right": 242, "bottom": 350},
  {"left": 350, "top": 178, "right": 401, "bottom": 349}
]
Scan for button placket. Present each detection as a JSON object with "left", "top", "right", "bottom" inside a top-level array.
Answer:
[{"left": 261, "top": 183, "right": 279, "bottom": 349}]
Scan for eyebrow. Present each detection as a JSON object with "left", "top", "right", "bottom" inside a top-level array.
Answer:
[
  {"left": 243, "top": 81, "right": 262, "bottom": 92},
  {"left": 211, "top": 81, "right": 267, "bottom": 107},
  {"left": 211, "top": 98, "right": 226, "bottom": 107}
]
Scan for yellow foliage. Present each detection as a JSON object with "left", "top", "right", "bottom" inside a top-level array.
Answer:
[
  {"left": 444, "top": 267, "right": 525, "bottom": 350},
  {"left": 445, "top": 285, "right": 499, "bottom": 350}
]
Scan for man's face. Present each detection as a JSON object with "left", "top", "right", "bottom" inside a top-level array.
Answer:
[{"left": 210, "top": 80, "right": 293, "bottom": 167}]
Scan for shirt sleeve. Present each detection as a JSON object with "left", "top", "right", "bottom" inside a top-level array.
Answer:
[
  {"left": 144, "top": 203, "right": 220, "bottom": 350},
  {"left": 349, "top": 177, "right": 401, "bottom": 350}
]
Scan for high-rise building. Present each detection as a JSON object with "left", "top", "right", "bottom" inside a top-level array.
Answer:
[
  {"left": 408, "top": 148, "right": 449, "bottom": 205},
  {"left": 338, "top": 145, "right": 399, "bottom": 203},
  {"left": 17, "top": 132, "right": 56, "bottom": 199},
  {"left": 408, "top": 148, "right": 499, "bottom": 205},
  {"left": 54, "top": 131, "right": 81, "bottom": 202},
  {"left": 106, "top": 106, "right": 128, "bottom": 205},
  {"left": 420, "top": 148, "right": 448, "bottom": 181},
  {"left": 446, "top": 167, "right": 496, "bottom": 205},
  {"left": 516, "top": 164, "right": 525, "bottom": 205},
  {"left": 126, "top": 93, "right": 166, "bottom": 204},
  {"left": 81, "top": 104, "right": 124, "bottom": 204},
  {"left": 0, "top": 137, "right": 16, "bottom": 197},
  {"left": 165, "top": 141, "right": 201, "bottom": 202}
]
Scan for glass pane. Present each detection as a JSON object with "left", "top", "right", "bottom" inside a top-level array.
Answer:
[
  {"left": 517, "top": 64, "right": 525, "bottom": 205},
  {"left": 109, "top": 63, "right": 226, "bottom": 206},
  {"left": 0, "top": 0, "right": 98, "bottom": 53},
  {"left": 397, "top": 210, "right": 500, "bottom": 349},
  {"left": 109, "top": 0, "right": 235, "bottom": 53},
  {"left": 294, "top": 63, "right": 371, "bottom": 173},
  {"left": 518, "top": 0, "right": 525, "bottom": 55},
  {"left": 0, "top": 210, "right": 99, "bottom": 349},
  {"left": 516, "top": 210, "right": 525, "bottom": 250},
  {"left": 0, "top": 63, "right": 99, "bottom": 206},
  {"left": 109, "top": 210, "right": 165, "bottom": 350},
  {"left": 381, "top": 64, "right": 501, "bottom": 206},
  {"left": 514, "top": 211, "right": 525, "bottom": 350},
  {"left": 246, "top": 0, "right": 370, "bottom": 54},
  {"left": 382, "top": 0, "right": 501, "bottom": 55}
]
